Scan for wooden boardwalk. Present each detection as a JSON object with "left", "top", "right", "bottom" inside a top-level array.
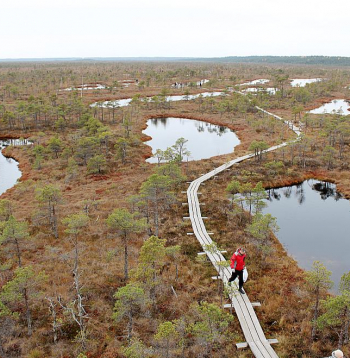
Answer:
[{"left": 186, "top": 104, "right": 301, "bottom": 357}]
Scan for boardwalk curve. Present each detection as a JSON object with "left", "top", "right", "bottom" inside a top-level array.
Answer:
[{"left": 186, "top": 103, "right": 301, "bottom": 357}]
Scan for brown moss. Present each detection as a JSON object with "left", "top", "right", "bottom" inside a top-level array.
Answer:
[{"left": 1, "top": 62, "right": 349, "bottom": 357}]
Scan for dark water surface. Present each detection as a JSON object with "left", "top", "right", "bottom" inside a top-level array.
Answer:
[
  {"left": 0, "top": 139, "right": 25, "bottom": 196},
  {"left": 262, "top": 179, "right": 350, "bottom": 290},
  {"left": 143, "top": 117, "right": 240, "bottom": 163}
]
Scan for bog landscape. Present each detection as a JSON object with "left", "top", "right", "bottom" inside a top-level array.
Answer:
[{"left": 0, "top": 56, "right": 350, "bottom": 358}]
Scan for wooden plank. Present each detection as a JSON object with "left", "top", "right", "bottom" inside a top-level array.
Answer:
[
  {"left": 240, "top": 294, "right": 278, "bottom": 357},
  {"left": 228, "top": 292, "right": 255, "bottom": 347},
  {"left": 236, "top": 342, "right": 248, "bottom": 349},
  {"left": 237, "top": 298, "right": 268, "bottom": 356},
  {"left": 255, "top": 341, "right": 271, "bottom": 358},
  {"left": 223, "top": 303, "right": 234, "bottom": 308},
  {"left": 240, "top": 296, "right": 275, "bottom": 357},
  {"left": 249, "top": 341, "right": 267, "bottom": 358},
  {"left": 184, "top": 114, "right": 297, "bottom": 358}
]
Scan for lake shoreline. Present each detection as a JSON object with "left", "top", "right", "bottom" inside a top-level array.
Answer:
[
  {"left": 262, "top": 169, "right": 350, "bottom": 200},
  {"left": 140, "top": 113, "right": 243, "bottom": 163},
  {"left": 261, "top": 178, "right": 350, "bottom": 291},
  {"left": 0, "top": 141, "right": 31, "bottom": 198}
]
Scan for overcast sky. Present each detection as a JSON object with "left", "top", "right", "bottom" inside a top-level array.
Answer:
[{"left": 1, "top": 0, "right": 349, "bottom": 59}]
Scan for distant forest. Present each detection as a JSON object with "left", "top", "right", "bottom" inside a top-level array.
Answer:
[
  {"left": 1, "top": 55, "right": 350, "bottom": 66},
  {"left": 188, "top": 56, "right": 350, "bottom": 66}
]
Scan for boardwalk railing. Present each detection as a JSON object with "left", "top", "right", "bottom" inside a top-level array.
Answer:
[{"left": 186, "top": 100, "right": 301, "bottom": 358}]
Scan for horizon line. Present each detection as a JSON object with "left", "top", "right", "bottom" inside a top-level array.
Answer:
[{"left": 1, "top": 55, "right": 350, "bottom": 62}]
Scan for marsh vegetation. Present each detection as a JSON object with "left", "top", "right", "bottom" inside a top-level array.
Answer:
[{"left": 0, "top": 60, "right": 350, "bottom": 357}]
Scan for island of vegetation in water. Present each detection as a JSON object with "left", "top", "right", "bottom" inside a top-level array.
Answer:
[{"left": 0, "top": 59, "right": 349, "bottom": 357}]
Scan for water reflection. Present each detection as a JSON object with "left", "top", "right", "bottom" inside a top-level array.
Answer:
[
  {"left": 143, "top": 117, "right": 240, "bottom": 163},
  {"left": 308, "top": 99, "right": 350, "bottom": 116},
  {"left": 313, "top": 182, "right": 342, "bottom": 200},
  {"left": 268, "top": 181, "right": 342, "bottom": 203},
  {"left": 262, "top": 179, "right": 350, "bottom": 291},
  {"left": 151, "top": 118, "right": 168, "bottom": 127},
  {"left": 267, "top": 188, "right": 281, "bottom": 201}
]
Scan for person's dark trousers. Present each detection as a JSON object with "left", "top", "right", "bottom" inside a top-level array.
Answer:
[{"left": 228, "top": 269, "right": 244, "bottom": 289}]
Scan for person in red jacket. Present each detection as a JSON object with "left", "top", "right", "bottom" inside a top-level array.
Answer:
[{"left": 228, "top": 247, "right": 246, "bottom": 294}]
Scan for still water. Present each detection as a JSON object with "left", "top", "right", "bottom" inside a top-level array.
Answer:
[
  {"left": 61, "top": 84, "right": 106, "bottom": 91},
  {"left": 91, "top": 91, "right": 224, "bottom": 108},
  {"left": 240, "top": 79, "right": 270, "bottom": 86},
  {"left": 309, "top": 99, "right": 350, "bottom": 116},
  {"left": 0, "top": 139, "right": 24, "bottom": 196},
  {"left": 290, "top": 78, "right": 322, "bottom": 87},
  {"left": 243, "top": 87, "right": 277, "bottom": 95},
  {"left": 143, "top": 117, "right": 240, "bottom": 163},
  {"left": 262, "top": 179, "right": 350, "bottom": 290}
]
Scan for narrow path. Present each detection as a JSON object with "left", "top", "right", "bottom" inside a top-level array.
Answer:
[{"left": 186, "top": 103, "right": 301, "bottom": 357}]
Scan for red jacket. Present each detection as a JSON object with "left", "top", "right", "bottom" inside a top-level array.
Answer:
[{"left": 230, "top": 251, "right": 246, "bottom": 271}]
